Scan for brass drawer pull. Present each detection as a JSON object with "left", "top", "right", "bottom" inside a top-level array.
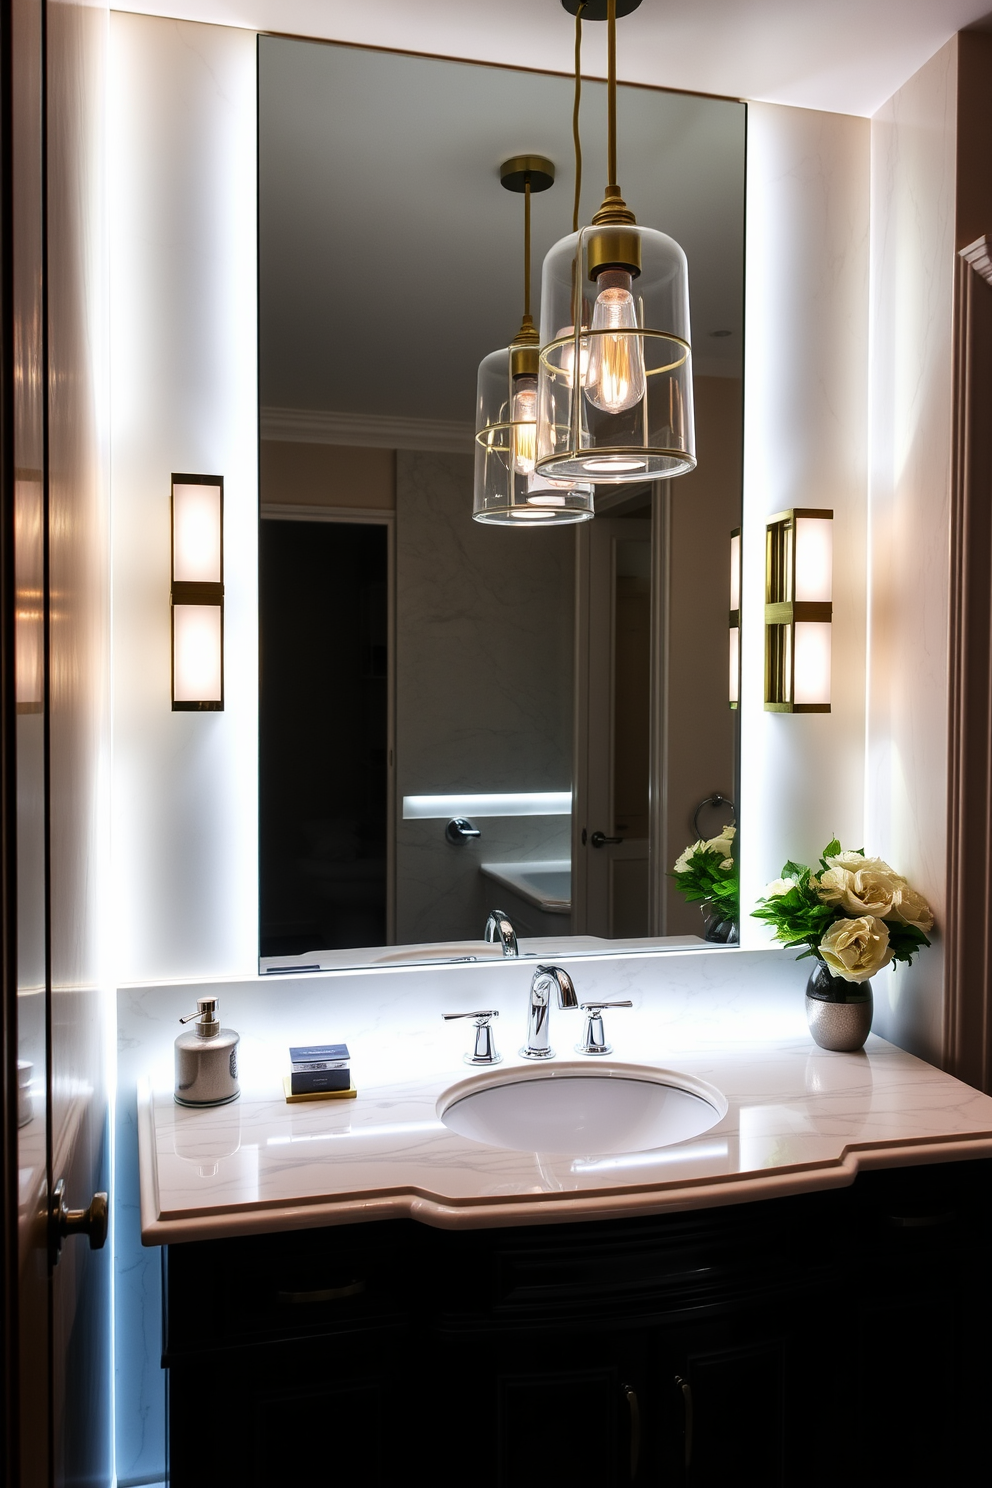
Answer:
[
  {"left": 276, "top": 1279, "right": 365, "bottom": 1305},
  {"left": 623, "top": 1382, "right": 641, "bottom": 1479},
  {"left": 887, "top": 1210, "right": 957, "bottom": 1228},
  {"left": 675, "top": 1375, "right": 693, "bottom": 1468}
]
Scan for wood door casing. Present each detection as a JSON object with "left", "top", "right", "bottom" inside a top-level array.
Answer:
[
  {"left": 572, "top": 517, "right": 651, "bottom": 939},
  {"left": 45, "top": 1, "right": 112, "bottom": 1483},
  {"left": 11, "top": 0, "right": 51, "bottom": 1483},
  {"left": 945, "top": 239, "right": 992, "bottom": 1092}
]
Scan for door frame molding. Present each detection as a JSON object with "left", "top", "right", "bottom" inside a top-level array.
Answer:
[{"left": 944, "top": 236, "right": 992, "bottom": 1091}]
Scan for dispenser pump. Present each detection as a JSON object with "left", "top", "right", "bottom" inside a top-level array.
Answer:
[{"left": 179, "top": 997, "right": 221, "bottom": 1039}]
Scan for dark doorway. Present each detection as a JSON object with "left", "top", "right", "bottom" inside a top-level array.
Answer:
[{"left": 259, "top": 519, "right": 389, "bottom": 955}]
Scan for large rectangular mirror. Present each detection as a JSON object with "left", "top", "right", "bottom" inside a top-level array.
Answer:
[{"left": 258, "top": 36, "right": 744, "bottom": 970}]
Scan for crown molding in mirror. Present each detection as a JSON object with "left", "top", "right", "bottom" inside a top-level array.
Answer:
[
  {"left": 959, "top": 234, "right": 992, "bottom": 286},
  {"left": 260, "top": 405, "right": 475, "bottom": 453}
]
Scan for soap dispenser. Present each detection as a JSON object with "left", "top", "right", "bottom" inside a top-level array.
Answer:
[{"left": 174, "top": 997, "right": 240, "bottom": 1107}]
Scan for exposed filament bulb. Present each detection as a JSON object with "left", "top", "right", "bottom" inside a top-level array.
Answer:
[
  {"left": 556, "top": 325, "right": 590, "bottom": 389},
  {"left": 511, "top": 376, "right": 537, "bottom": 476},
  {"left": 585, "top": 269, "right": 646, "bottom": 415}
]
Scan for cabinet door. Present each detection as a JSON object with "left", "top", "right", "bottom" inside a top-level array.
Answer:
[
  {"left": 674, "top": 1338, "right": 786, "bottom": 1488},
  {"left": 436, "top": 1327, "right": 646, "bottom": 1488},
  {"left": 252, "top": 1376, "right": 386, "bottom": 1487},
  {"left": 169, "top": 1331, "right": 411, "bottom": 1488}
]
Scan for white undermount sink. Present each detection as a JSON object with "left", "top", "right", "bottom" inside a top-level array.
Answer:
[
  {"left": 440, "top": 1068, "right": 725, "bottom": 1156},
  {"left": 373, "top": 941, "right": 509, "bottom": 965}
]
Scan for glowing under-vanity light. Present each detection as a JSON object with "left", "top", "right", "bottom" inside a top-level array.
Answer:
[
  {"left": 729, "top": 526, "right": 741, "bottom": 709},
  {"left": 403, "top": 792, "right": 571, "bottom": 820},
  {"left": 171, "top": 474, "right": 224, "bottom": 710},
  {"left": 764, "top": 508, "right": 832, "bottom": 713}
]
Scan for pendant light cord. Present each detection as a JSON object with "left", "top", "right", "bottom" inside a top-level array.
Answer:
[
  {"left": 607, "top": 0, "right": 617, "bottom": 190},
  {"left": 523, "top": 176, "right": 532, "bottom": 320},
  {"left": 572, "top": 1, "right": 585, "bottom": 233}
]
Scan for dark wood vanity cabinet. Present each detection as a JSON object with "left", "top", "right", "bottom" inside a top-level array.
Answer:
[{"left": 163, "top": 1160, "right": 992, "bottom": 1487}]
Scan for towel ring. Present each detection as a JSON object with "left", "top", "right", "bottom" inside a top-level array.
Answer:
[{"left": 693, "top": 794, "right": 736, "bottom": 840}]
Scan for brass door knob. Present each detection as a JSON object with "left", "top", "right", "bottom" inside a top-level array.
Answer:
[{"left": 49, "top": 1178, "right": 109, "bottom": 1264}]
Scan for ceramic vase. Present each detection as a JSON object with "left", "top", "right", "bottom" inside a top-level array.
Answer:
[{"left": 805, "top": 958, "right": 872, "bottom": 1052}]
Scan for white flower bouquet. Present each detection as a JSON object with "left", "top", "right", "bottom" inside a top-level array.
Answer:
[
  {"left": 752, "top": 839, "right": 933, "bottom": 983},
  {"left": 671, "top": 825, "right": 739, "bottom": 927}
]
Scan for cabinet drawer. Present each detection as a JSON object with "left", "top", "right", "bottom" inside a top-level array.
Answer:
[{"left": 165, "top": 1221, "right": 419, "bottom": 1354}]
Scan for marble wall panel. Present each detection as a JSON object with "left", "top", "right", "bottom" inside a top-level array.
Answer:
[
  {"left": 396, "top": 815, "right": 572, "bottom": 944},
  {"left": 395, "top": 451, "right": 574, "bottom": 941}
]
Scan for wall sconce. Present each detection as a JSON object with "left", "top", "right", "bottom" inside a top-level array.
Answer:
[
  {"left": 171, "top": 474, "right": 224, "bottom": 711},
  {"left": 729, "top": 526, "right": 741, "bottom": 710},
  {"left": 15, "top": 470, "right": 44, "bottom": 714},
  {"left": 764, "top": 508, "right": 832, "bottom": 712}
]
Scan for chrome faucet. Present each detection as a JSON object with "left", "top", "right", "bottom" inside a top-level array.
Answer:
[
  {"left": 484, "top": 908, "right": 518, "bottom": 958},
  {"left": 520, "top": 964, "right": 578, "bottom": 1060}
]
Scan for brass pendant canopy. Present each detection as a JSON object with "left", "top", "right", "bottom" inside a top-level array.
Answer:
[
  {"left": 561, "top": 0, "right": 642, "bottom": 17},
  {"left": 500, "top": 154, "right": 556, "bottom": 194}
]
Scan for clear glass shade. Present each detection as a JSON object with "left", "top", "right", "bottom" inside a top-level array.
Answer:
[
  {"left": 536, "top": 224, "right": 695, "bottom": 483},
  {"left": 473, "top": 346, "right": 595, "bottom": 525}
]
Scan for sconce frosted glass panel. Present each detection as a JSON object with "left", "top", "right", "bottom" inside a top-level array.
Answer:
[
  {"left": 15, "top": 474, "right": 44, "bottom": 712},
  {"left": 793, "top": 622, "right": 831, "bottom": 707},
  {"left": 173, "top": 604, "right": 223, "bottom": 704},
  {"left": 729, "top": 626, "right": 740, "bottom": 706},
  {"left": 173, "top": 482, "right": 222, "bottom": 582},
  {"left": 794, "top": 516, "right": 832, "bottom": 603},
  {"left": 729, "top": 531, "right": 741, "bottom": 612}
]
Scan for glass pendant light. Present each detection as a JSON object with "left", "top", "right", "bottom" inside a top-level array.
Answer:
[
  {"left": 536, "top": 0, "right": 696, "bottom": 485},
  {"left": 473, "top": 155, "right": 594, "bottom": 525}
]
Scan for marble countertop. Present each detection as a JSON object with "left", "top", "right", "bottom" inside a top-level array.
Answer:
[{"left": 136, "top": 952, "right": 992, "bottom": 1244}]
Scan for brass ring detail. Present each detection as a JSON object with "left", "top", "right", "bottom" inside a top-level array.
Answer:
[
  {"left": 539, "top": 328, "right": 690, "bottom": 379},
  {"left": 535, "top": 445, "right": 696, "bottom": 465},
  {"left": 475, "top": 419, "right": 537, "bottom": 448}
]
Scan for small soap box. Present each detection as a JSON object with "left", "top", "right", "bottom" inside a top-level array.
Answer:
[{"left": 287, "top": 1044, "right": 351, "bottom": 1097}]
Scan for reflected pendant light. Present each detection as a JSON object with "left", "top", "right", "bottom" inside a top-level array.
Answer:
[
  {"left": 536, "top": 0, "right": 696, "bottom": 484},
  {"left": 473, "top": 155, "right": 594, "bottom": 525}
]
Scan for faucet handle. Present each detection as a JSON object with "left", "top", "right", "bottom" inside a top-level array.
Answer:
[
  {"left": 442, "top": 1010, "right": 502, "bottom": 1066},
  {"left": 576, "top": 1000, "right": 632, "bottom": 1056}
]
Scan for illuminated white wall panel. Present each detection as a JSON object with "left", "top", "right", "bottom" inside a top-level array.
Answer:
[
  {"left": 109, "top": 13, "right": 257, "bottom": 985},
  {"left": 865, "top": 42, "right": 957, "bottom": 1062},
  {"left": 738, "top": 104, "right": 869, "bottom": 946}
]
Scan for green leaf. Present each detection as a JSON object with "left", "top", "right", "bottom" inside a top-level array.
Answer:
[{"left": 884, "top": 919, "right": 932, "bottom": 965}]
